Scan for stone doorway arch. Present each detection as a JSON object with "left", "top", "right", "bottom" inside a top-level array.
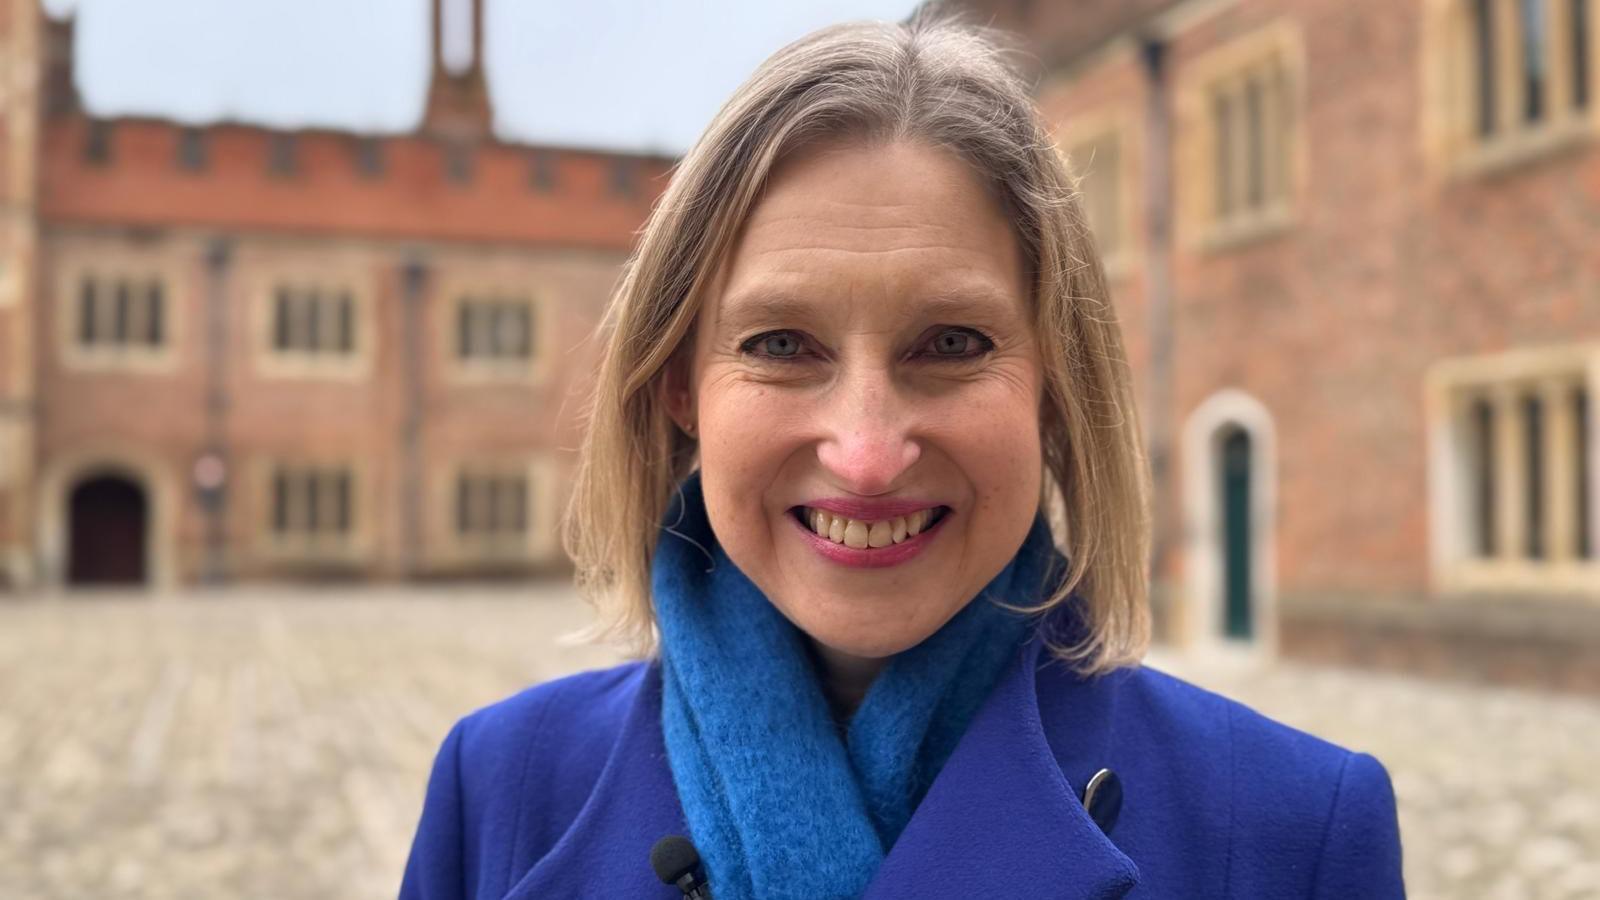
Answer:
[
  {"left": 1181, "top": 389, "right": 1280, "bottom": 658},
  {"left": 38, "top": 451, "right": 176, "bottom": 591}
]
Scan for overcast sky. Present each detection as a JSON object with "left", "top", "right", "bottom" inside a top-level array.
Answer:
[{"left": 44, "top": 0, "right": 923, "bottom": 156}]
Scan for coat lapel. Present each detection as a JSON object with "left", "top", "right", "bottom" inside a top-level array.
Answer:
[
  {"left": 864, "top": 635, "right": 1141, "bottom": 899},
  {"left": 501, "top": 664, "right": 685, "bottom": 899}
]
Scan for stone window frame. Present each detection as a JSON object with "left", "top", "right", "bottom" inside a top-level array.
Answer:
[
  {"left": 54, "top": 250, "right": 184, "bottom": 374},
  {"left": 253, "top": 456, "right": 371, "bottom": 564},
  {"left": 1422, "top": 0, "right": 1598, "bottom": 179},
  {"left": 1057, "top": 108, "right": 1139, "bottom": 281},
  {"left": 1174, "top": 20, "right": 1306, "bottom": 254},
  {"left": 432, "top": 455, "right": 560, "bottom": 566},
  {"left": 1424, "top": 342, "right": 1600, "bottom": 597},
  {"left": 436, "top": 276, "right": 551, "bottom": 386},
  {"left": 248, "top": 265, "right": 375, "bottom": 382}
]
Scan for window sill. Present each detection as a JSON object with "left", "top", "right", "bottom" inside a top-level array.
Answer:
[
  {"left": 257, "top": 536, "right": 368, "bottom": 564},
  {"left": 1194, "top": 205, "right": 1294, "bottom": 255},
  {"left": 59, "top": 347, "right": 178, "bottom": 373},
  {"left": 1448, "top": 117, "right": 1595, "bottom": 181},
  {"left": 257, "top": 354, "right": 371, "bottom": 381},
  {"left": 1434, "top": 559, "right": 1600, "bottom": 597},
  {"left": 447, "top": 359, "right": 547, "bottom": 386},
  {"left": 434, "top": 536, "right": 553, "bottom": 569},
  {"left": 450, "top": 536, "right": 537, "bottom": 556}
]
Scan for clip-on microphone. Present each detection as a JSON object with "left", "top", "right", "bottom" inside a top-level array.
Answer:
[{"left": 651, "top": 835, "right": 713, "bottom": 899}]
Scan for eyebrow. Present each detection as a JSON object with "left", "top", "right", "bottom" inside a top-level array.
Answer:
[{"left": 715, "top": 285, "right": 1022, "bottom": 334}]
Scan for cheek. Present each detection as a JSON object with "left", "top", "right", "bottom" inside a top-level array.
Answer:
[
  {"left": 695, "top": 382, "right": 800, "bottom": 522},
  {"left": 950, "top": 378, "right": 1045, "bottom": 502}
]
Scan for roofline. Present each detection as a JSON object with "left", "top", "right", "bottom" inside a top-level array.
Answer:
[{"left": 57, "top": 111, "right": 682, "bottom": 164}]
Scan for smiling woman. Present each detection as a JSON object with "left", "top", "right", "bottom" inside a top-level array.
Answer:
[
  {"left": 400, "top": 7, "right": 1404, "bottom": 899},
  {"left": 668, "top": 139, "right": 1047, "bottom": 685}
]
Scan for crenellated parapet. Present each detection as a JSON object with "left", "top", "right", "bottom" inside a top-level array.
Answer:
[{"left": 39, "top": 116, "right": 674, "bottom": 248}]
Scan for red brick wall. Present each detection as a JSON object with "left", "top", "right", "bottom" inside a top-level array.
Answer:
[
  {"left": 966, "top": 0, "right": 1600, "bottom": 686},
  {"left": 1010, "top": 0, "right": 1600, "bottom": 596},
  {"left": 34, "top": 229, "right": 626, "bottom": 583},
  {"left": 1155, "top": 0, "right": 1600, "bottom": 598}
]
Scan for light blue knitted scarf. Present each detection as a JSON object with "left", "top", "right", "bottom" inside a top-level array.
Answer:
[{"left": 653, "top": 472, "right": 1061, "bottom": 899}]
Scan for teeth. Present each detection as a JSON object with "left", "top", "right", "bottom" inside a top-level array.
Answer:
[
  {"left": 843, "top": 520, "right": 869, "bottom": 549},
  {"left": 867, "top": 521, "right": 894, "bottom": 548},
  {"left": 803, "top": 507, "right": 939, "bottom": 548}
]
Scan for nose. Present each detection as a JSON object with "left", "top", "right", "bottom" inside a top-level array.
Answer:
[{"left": 815, "top": 368, "right": 922, "bottom": 496}]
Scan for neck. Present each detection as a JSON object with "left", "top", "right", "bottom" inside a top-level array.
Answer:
[{"left": 809, "top": 639, "right": 889, "bottom": 722}]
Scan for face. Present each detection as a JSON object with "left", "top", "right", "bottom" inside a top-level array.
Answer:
[{"left": 669, "top": 138, "right": 1044, "bottom": 662}]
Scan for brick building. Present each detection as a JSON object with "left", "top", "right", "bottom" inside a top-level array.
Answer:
[
  {"left": 961, "top": 0, "right": 1600, "bottom": 689},
  {"left": 0, "top": 0, "right": 671, "bottom": 588}
]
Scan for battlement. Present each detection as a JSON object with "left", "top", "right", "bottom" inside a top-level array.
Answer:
[{"left": 39, "top": 116, "right": 674, "bottom": 249}]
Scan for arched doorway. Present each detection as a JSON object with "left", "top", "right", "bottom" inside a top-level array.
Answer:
[
  {"left": 1182, "top": 389, "right": 1279, "bottom": 658},
  {"left": 68, "top": 474, "right": 148, "bottom": 585},
  {"left": 1219, "top": 427, "right": 1253, "bottom": 640}
]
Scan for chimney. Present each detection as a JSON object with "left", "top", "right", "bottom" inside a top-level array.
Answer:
[
  {"left": 42, "top": 14, "right": 79, "bottom": 117},
  {"left": 422, "top": 0, "right": 492, "bottom": 140}
]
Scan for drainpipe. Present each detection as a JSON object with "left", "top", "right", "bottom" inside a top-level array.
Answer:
[
  {"left": 1139, "top": 34, "right": 1179, "bottom": 643},
  {"left": 199, "top": 237, "right": 233, "bottom": 586},
  {"left": 400, "top": 256, "right": 428, "bottom": 578}
]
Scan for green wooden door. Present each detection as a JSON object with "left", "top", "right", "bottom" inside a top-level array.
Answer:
[{"left": 1221, "top": 429, "right": 1253, "bottom": 640}]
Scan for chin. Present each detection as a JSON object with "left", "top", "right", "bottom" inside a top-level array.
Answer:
[
  {"left": 809, "top": 627, "right": 922, "bottom": 661},
  {"left": 777, "top": 591, "right": 963, "bottom": 661}
]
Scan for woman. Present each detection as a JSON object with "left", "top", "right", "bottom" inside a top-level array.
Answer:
[{"left": 401, "top": 9, "right": 1404, "bottom": 899}]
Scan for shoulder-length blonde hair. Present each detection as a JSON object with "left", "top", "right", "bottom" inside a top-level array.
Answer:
[{"left": 564, "top": 6, "right": 1151, "bottom": 675}]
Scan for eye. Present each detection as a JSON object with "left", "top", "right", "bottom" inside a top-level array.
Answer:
[
  {"left": 920, "top": 327, "right": 994, "bottom": 359},
  {"left": 741, "top": 330, "right": 808, "bottom": 359}
]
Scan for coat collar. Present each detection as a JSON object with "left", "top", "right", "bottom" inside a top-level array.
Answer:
[
  {"left": 504, "top": 633, "right": 1139, "bottom": 898},
  {"left": 865, "top": 634, "right": 1140, "bottom": 898}
]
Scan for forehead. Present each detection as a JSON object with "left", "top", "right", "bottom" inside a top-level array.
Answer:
[{"left": 707, "top": 139, "right": 1028, "bottom": 329}]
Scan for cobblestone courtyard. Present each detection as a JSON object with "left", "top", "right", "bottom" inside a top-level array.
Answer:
[{"left": 1, "top": 586, "right": 1596, "bottom": 899}]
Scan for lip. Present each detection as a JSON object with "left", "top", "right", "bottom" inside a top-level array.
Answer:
[
  {"left": 801, "top": 497, "right": 945, "bottom": 520},
  {"left": 787, "top": 505, "right": 950, "bottom": 569}
]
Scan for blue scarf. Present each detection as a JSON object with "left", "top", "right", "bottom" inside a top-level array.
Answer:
[{"left": 653, "top": 473, "right": 1062, "bottom": 898}]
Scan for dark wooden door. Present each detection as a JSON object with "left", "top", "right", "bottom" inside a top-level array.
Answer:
[{"left": 68, "top": 475, "right": 147, "bottom": 585}]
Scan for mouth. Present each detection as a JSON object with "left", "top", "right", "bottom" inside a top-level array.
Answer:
[{"left": 789, "top": 505, "right": 951, "bottom": 550}]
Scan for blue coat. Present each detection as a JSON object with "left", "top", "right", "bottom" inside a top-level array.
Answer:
[{"left": 399, "top": 632, "right": 1405, "bottom": 898}]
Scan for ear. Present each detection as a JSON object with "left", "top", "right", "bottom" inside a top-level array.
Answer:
[{"left": 659, "top": 349, "right": 697, "bottom": 436}]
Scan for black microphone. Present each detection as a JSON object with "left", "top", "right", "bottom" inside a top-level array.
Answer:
[{"left": 650, "top": 835, "right": 713, "bottom": 899}]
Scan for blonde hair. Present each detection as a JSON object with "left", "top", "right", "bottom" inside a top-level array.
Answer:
[{"left": 564, "top": 6, "right": 1151, "bottom": 675}]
